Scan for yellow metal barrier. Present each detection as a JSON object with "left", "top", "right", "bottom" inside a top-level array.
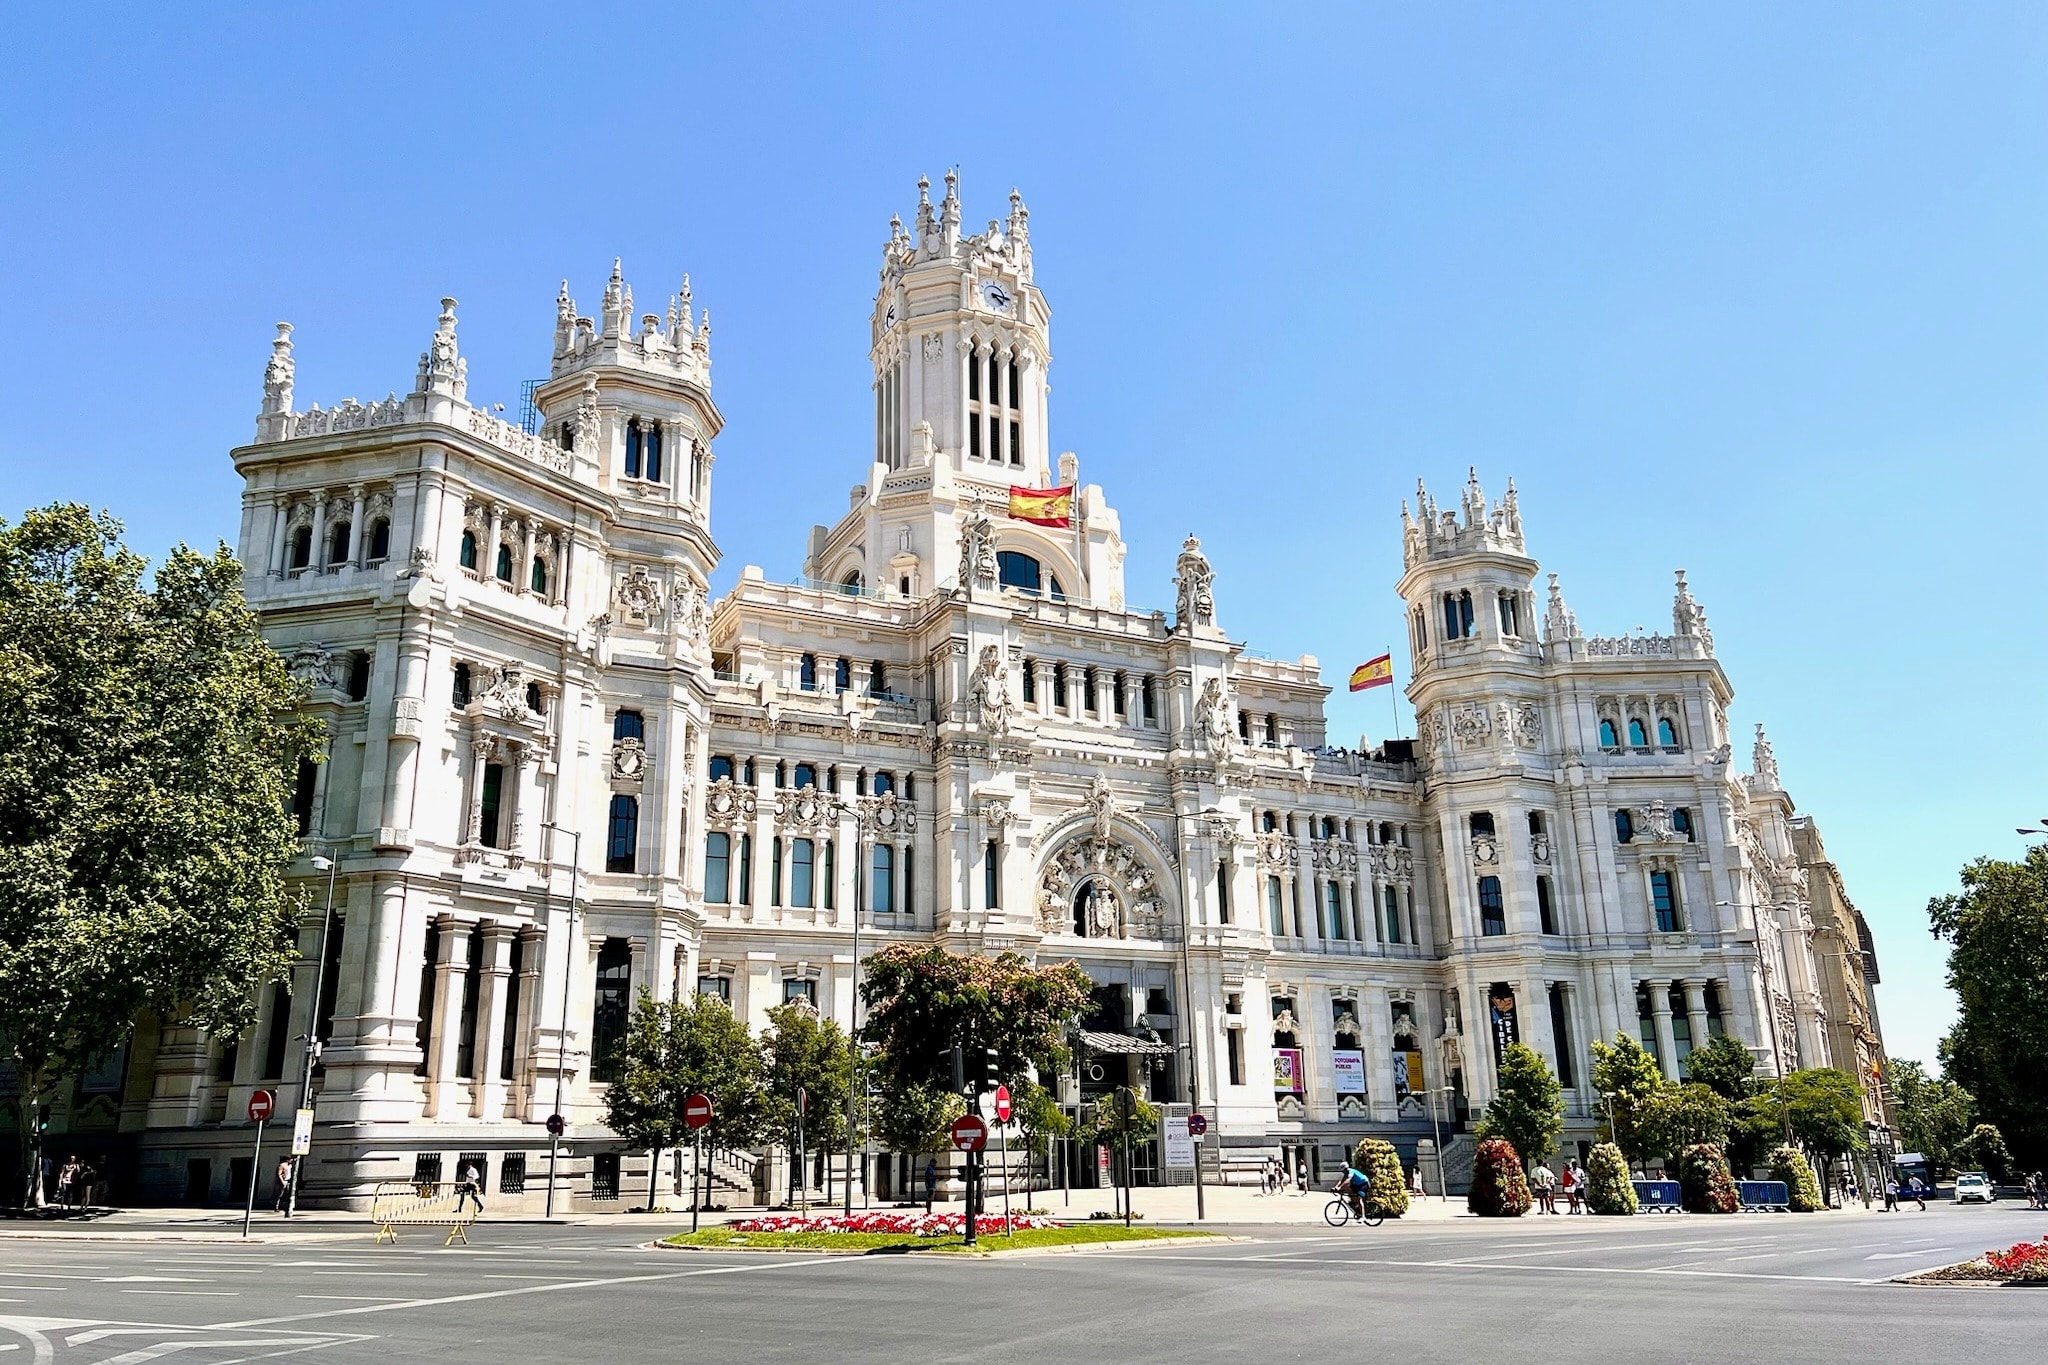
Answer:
[{"left": 370, "top": 1180, "right": 481, "bottom": 1245}]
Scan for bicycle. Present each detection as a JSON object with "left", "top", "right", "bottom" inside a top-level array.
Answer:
[{"left": 1324, "top": 1186, "right": 1384, "bottom": 1227}]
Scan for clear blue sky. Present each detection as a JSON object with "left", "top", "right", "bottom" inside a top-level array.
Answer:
[{"left": 5, "top": 4, "right": 2043, "bottom": 1075}]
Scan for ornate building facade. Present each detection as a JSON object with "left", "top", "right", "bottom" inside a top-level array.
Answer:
[{"left": 65, "top": 175, "right": 1890, "bottom": 1208}]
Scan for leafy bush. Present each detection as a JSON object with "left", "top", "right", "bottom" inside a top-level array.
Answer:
[
  {"left": 1585, "top": 1142, "right": 1637, "bottom": 1215},
  {"left": 1466, "top": 1138, "right": 1532, "bottom": 1217},
  {"left": 1769, "top": 1145, "right": 1824, "bottom": 1212},
  {"left": 1679, "top": 1143, "right": 1739, "bottom": 1214},
  {"left": 1349, "top": 1137, "right": 1410, "bottom": 1218}
]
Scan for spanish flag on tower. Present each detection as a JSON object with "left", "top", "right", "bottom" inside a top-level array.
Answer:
[
  {"left": 1349, "top": 653, "right": 1394, "bottom": 692},
  {"left": 1007, "top": 484, "right": 1074, "bottom": 528}
]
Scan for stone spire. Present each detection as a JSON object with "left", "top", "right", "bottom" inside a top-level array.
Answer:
[
  {"left": 414, "top": 298, "right": 465, "bottom": 405},
  {"left": 256, "top": 322, "right": 295, "bottom": 441},
  {"left": 1542, "top": 572, "right": 1578, "bottom": 643},
  {"left": 553, "top": 280, "right": 576, "bottom": 359},
  {"left": 1672, "top": 569, "right": 1714, "bottom": 654},
  {"left": 1751, "top": 723, "right": 1781, "bottom": 790},
  {"left": 939, "top": 168, "right": 962, "bottom": 250},
  {"left": 601, "top": 258, "right": 626, "bottom": 338}
]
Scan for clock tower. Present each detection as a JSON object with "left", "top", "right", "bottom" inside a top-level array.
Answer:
[{"left": 871, "top": 170, "right": 1051, "bottom": 489}]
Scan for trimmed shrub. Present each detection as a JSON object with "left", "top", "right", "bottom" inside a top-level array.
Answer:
[
  {"left": 1769, "top": 1145, "right": 1824, "bottom": 1212},
  {"left": 1586, "top": 1142, "right": 1637, "bottom": 1215},
  {"left": 1349, "top": 1137, "right": 1410, "bottom": 1218},
  {"left": 1679, "top": 1143, "right": 1739, "bottom": 1214},
  {"left": 1466, "top": 1137, "right": 1532, "bottom": 1217}
]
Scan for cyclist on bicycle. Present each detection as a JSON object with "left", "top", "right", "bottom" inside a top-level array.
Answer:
[{"left": 1335, "top": 1164, "right": 1372, "bottom": 1221}]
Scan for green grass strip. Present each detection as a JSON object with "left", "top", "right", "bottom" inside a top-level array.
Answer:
[{"left": 663, "top": 1225, "right": 1212, "bottom": 1253}]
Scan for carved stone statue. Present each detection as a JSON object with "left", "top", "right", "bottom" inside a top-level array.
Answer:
[
  {"left": 574, "top": 378, "right": 602, "bottom": 458},
  {"left": 1174, "top": 534, "right": 1215, "bottom": 629},
  {"left": 1752, "top": 723, "right": 1780, "bottom": 789},
  {"left": 959, "top": 506, "right": 998, "bottom": 589},
  {"left": 1194, "top": 677, "right": 1233, "bottom": 749},
  {"left": 1085, "top": 775, "right": 1117, "bottom": 843},
  {"left": 969, "top": 644, "right": 1011, "bottom": 736},
  {"left": 262, "top": 323, "right": 295, "bottom": 414}
]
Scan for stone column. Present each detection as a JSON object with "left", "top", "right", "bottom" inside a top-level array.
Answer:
[
  {"left": 507, "top": 743, "right": 531, "bottom": 862},
  {"left": 308, "top": 497, "right": 328, "bottom": 574},
  {"left": 485, "top": 503, "right": 505, "bottom": 582},
  {"left": 473, "top": 922, "right": 516, "bottom": 1119},
  {"left": 426, "top": 919, "right": 470, "bottom": 1119},
  {"left": 1645, "top": 977, "right": 1679, "bottom": 1080},
  {"left": 1293, "top": 829, "right": 1319, "bottom": 948},
  {"left": 509, "top": 927, "right": 543, "bottom": 1119},
  {"left": 278, "top": 916, "right": 323, "bottom": 1109},
  {"left": 347, "top": 484, "right": 367, "bottom": 570},
  {"left": 269, "top": 500, "right": 290, "bottom": 577},
  {"left": 1681, "top": 978, "right": 1711, "bottom": 1061},
  {"left": 463, "top": 738, "right": 490, "bottom": 848}
]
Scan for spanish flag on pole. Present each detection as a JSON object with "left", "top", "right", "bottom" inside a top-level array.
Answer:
[
  {"left": 1348, "top": 653, "right": 1394, "bottom": 692},
  {"left": 1008, "top": 484, "right": 1074, "bottom": 528}
]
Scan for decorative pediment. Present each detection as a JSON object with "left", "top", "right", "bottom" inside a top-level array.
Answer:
[{"left": 1036, "top": 833, "right": 1169, "bottom": 941}]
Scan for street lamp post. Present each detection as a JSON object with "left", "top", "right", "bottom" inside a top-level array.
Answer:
[
  {"left": 845, "top": 816, "right": 867, "bottom": 1218},
  {"left": 542, "top": 822, "right": 583, "bottom": 1219},
  {"left": 1427, "top": 1085, "right": 1454, "bottom": 1200},
  {"left": 285, "top": 853, "right": 340, "bottom": 1218}
]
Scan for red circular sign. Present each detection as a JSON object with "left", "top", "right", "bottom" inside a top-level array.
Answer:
[
  {"left": 683, "top": 1093, "right": 714, "bottom": 1131},
  {"left": 247, "top": 1089, "right": 275, "bottom": 1123},
  {"left": 950, "top": 1114, "right": 989, "bottom": 1152},
  {"left": 1186, "top": 1113, "right": 1209, "bottom": 1136},
  {"left": 993, "top": 1085, "right": 1012, "bottom": 1124}
]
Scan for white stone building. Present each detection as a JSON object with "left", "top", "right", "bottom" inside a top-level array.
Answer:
[{"left": 98, "top": 174, "right": 1885, "bottom": 1208}]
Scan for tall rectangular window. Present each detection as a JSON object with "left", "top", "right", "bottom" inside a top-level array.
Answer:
[
  {"left": 415, "top": 921, "right": 439, "bottom": 1077},
  {"left": 770, "top": 836, "right": 783, "bottom": 906},
  {"left": 791, "top": 837, "right": 815, "bottom": 908},
  {"left": 1325, "top": 882, "right": 1345, "bottom": 940},
  {"left": 479, "top": 763, "right": 504, "bottom": 848},
  {"left": 872, "top": 845, "right": 894, "bottom": 915},
  {"left": 1215, "top": 861, "right": 1231, "bottom": 924},
  {"left": 1009, "top": 419, "right": 1020, "bottom": 465},
  {"left": 605, "top": 794, "right": 638, "bottom": 873},
  {"left": 1478, "top": 875, "right": 1506, "bottom": 936},
  {"left": 822, "top": 840, "right": 835, "bottom": 910},
  {"left": 455, "top": 923, "right": 482, "bottom": 1079},
  {"left": 499, "top": 933, "right": 523, "bottom": 1082},
  {"left": 1548, "top": 984, "right": 1575, "bottom": 1088},
  {"left": 1267, "top": 877, "right": 1286, "bottom": 936},
  {"left": 705, "top": 832, "right": 730, "bottom": 903},
  {"left": 738, "top": 834, "right": 753, "bottom": 903},
  {"left": 1536, "top": 876, "right": 1558, "bottom": 935},
  {"left": 260, "top": 981, "right": 291, "bottom": 1079},
  {"left": 290, "top": 758, "right": 318, "bottom": 836},
  {"left": 1227, "top": 1028, "right": 1245, "bottom": 1086},
  {"left": 1384, "top": 886, "right": 1402, "bottom": 944},
  {"left": 984, "top": 840, "right": 1000, "bottom": 910},
  {"left": 591, "top": 938, "right": 632, "bottom": 1083},
  {"left": 1651, "top": 871, "right": 1681, "bottom": 932},
  {"left": 903, "top": 845, "right": 915, "bottom": 916},
  {"left": 1141, "top": 677, "right": 1156, "bottom": 724}
]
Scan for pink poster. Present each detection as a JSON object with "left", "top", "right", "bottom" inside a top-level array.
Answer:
[{"left": 1273, "top": 1047, "right": 1305, "bottom": 1093}]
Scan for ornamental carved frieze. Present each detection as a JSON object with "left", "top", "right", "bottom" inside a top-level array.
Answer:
[
  {"left": 1037, "top": 834, "right": 1166, "bottom": 940},
  {"left": 1531, "top": 831, "right": 1553, "bottom": 865},
  {"left": 1449, "top": 703, "right": 1491, "bottom": 750},
  {"left": 1470, "top": 835, "right": 1500, "bottom": 868},
  {"left": 614, "top": 564, "right": 665, "bottom": 628},
  {"left": 855, "top": 791, "right": 916, "bottom": 838},
  {"left": 1309, "top": 838, "right": 1357, "bottom": 876},
  {"left": 775, "top": 787, "right": 838, "bottom": 834},
  {"left": 1257, "top": 832, "right": 1298, "bottom": 870},
  {"left": 1512, "top": 703, "right": 1541, "bottom": 749},
  {"left": 1206, "top": 813, "right": 1242, "bottom": 857},
  {"left": 609, "top": 737, "right": 647, "bottom": 785},
  {"left": 1368, "top": 844, "right": 1415, "bottom": 885},
  {"left": 704, "top": 775, "right": 757, "bottom": 830},
  {"left": 286, "top": 644, "right": 342, "bottom": 691}
]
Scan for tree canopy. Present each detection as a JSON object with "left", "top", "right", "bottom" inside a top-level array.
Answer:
[
  {"left": 858, "top": 944, "right": 1092, "bottom": 1094},
  {"left": 761, "top": 1002, "right": 852, "bottom": 1200},
  {"left": 1476, "top": 1042, "right": 1564, "bottom": 1169},
  {"left": 1888, "top": 1057, "right": 1975, "bottom": 1176},
  {"left": 1589, "top": 1033, "right": 1664, "bottom": 1166},
  {"left": 1772, "top": 1067, "right": 1865, "bottom": 1169},
  {"left": 0, "top": 505, "right": 323, "bottom": 1204},
  {"left": 1928, "top": 848, "right": 2048, "bottom": 1167},
  {"left": 1642, "top": 1082, "right": 1733, "bottom": 1162},
  {"left": 1683, "top": 1033, "right": 1759, "bottom": 1101},
  {"left": 600, "top": 990, "right": 766, "bottom": 1201}
]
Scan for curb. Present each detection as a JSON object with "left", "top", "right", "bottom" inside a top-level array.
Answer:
[{"left": 647, "top": 1232, "right": 1235, "bottom": 1258}]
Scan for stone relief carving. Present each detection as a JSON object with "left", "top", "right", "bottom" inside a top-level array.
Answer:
[
  {"left": 615, "top": 565, "right": 665, "bottom": 628},
  {"left": 1752, "top": 723, "right": 1780, "bottom": 788},
  {"left": 609, "top": 737, "right": 646, "bottom": 784},
  {"left": 774, "top": 787, "right": 836, "bottom": 833},
  {"left": 1257, "top": 831, "right": 1298, "bottom": 870},
  {"left": 1449, "top": 703, "right": 1491, "bottom": 750},
  {"left": 854, "top": 790, "right": 916, "bottom": 837},
  {"left": 1037, "top": 833, "right": 1167, "bottom": 940},
  {"left": 1672, "top": 569, "right": 1715, "bottom": 654},
  {"left": 286, "top": 645, "right": 340, "bottom": 690},
  {"left": 1513, "top": 703, "right": 1541, "bottom": 749},
  {"left": 1194, "top": 677, "right": 1234, "bottom": 753},
  {"left": 704, "top": 775, "right": 757, "bottom": 829},
  {"left": 969, "top": 644, "right": 1011, "bottom": 736},
  {"left": 959, "top": 506, "right": 998, "bottom": 590},
  {"left": 1368, "top": 844, "right": 1415, "bottom": 884}
]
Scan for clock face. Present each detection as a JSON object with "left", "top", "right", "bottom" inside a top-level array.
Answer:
[{"left": 980, "top": 280, "right": 1014, "bottom": 314}]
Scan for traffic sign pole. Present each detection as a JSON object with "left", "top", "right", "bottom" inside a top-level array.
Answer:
[
  {"left": 241, "top": 1089, "right": 274, "bottom": 1239},
  {"left": 683, "top": 1094, "right": 713, "bottom": 1235}
]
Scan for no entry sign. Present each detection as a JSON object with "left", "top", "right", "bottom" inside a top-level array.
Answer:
[
  {"left": 247, "top": 1089, "right": 275, "bottom": 1123},
  {"left": 683, "top": 1093, "right": 714, "bottom": 1130},
  {"left": 993, "top": 1084, "right": 1012, "bottom": 1123},
  {"left": 950, "top": 1114, "right": 989, "bottom": 1152}
]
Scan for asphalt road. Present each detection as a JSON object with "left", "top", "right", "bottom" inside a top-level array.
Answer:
[{"left": 3, "top": 1202, "right": 2045, "bottom": 1363}]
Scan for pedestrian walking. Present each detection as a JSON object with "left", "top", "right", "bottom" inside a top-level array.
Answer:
[
  {"left": 57, "top": 1156, "right": 81, "bottom": 1209},
  {"left": 1533, "top": 1162, "right": 1558, "bottom": 1213},
  {"left": 272, "top": 1158, "right": 294, "bottom": 1213},
  {"left": 455, "top": 1161, "right": 484, "bottom": 1215},
  {"left": 1562, "top": 1160, "right": 1583, "bottom": 1214},
  {"left": 1294, "top": 1162, "right": 1308, "bottom": 1197},
  {"left": 1882, "top": 1177, "right": 1898, "bottom": 1212},
  {"left": 1906, "top": 1175, "right": 1926, "bottom": 1211},
  {"left": 922, "top": 1157, "right": 937, "bottom": 1213}
]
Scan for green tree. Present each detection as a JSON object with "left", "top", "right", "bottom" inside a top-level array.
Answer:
[
  {"left": 1476, "top": 1042, "right": 1564, "bottom": 1171},
  {"left": 872, "top": 1080, "right": 962, "bottom": 1164},
  {"left": 0, "top": 506, "right": 324, "bottom": 1207},
  {"left": 1085, "top": 1086, "right": 1161, "bottom": 1148},
  {"left": 1727, "top": 1092, "right": 1785, "bottom": 1176},
  {"left": 761, "top": 1003, "right": 852, "bottom": 1206},
  {"left": 1954, "top": 1123, "right": 2013, "bottom": 1182},
  {"left": 1589, "top": 1033, "right": 1665, "bottom": 1168},
  {"left": 1684, "top": 1033, "right": 1759, "bottom": 1101},
  {"left": 1642, "top": 1082, "right": 1733, "bottom": 1166},
  {"left": 1928, "top": 847, "right": 2048, "bottom": 1168},
  {"left": 1010, "top": 1077, "right": 1072, "bottom": 1164},
  {"left": 1584, "top": 1141, "right": 1637, "bottom": 1215},
  {"left": 600, "top": 992, "right": 765, "bottom": 1210},
  {"left": 1771, "top": 1067, "right": 1865, "bottom": 1187},
  {"left": 858, "top": 944, "right": 1092, "bottom": 1097},
  {"left": 1888, "top": 1058, "right": 1975, "bottom": 1176}
]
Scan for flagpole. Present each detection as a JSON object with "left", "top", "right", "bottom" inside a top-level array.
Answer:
[{"left": 1389, "top": 647, "right": 1403, "bottom": 740}]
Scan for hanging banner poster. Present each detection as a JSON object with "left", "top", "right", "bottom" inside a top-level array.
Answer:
[
  {"left": 1331, "top": 1049, "right": 1367, "bottom": 1094},
  {"left": 1273, "top": 1047, "right": 1306, "bottom": 1094},
  {"left": 1489, "top": 984, "right": 1520, "bottom": 1066},
  {"left": 1404, "top": 1051, "right": 1426, "bottom": 1095}
]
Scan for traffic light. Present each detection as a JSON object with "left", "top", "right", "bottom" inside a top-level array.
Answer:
[{"left": 984, "top": 1047, "right": 1000, "bottom": 1091}]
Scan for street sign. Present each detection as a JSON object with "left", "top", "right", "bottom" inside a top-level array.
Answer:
[
  {"left": 993, "top": 1084, "right": 1012, "bottom": 1123},
  {"left": 683, "top": 1093, "right": 714, "bottom": 1131},
  {"left": 247, "top": 1089, "right": 275, "bottom": 1123},
  {"left": 545, "top": 1113, "right": 566, "bottom": 1137},
  {"left": 1162, "top": 1116, "right": 1195, "bottom": 1169},
  {"left": 1186, "top": 1112, "right": 1209, "bottom": 1137},
  {"left": 290, "top": 1107, "right": 314, "bottom": 1156},
  {"left": 950, "top": 1114, "right": 988, "bottom": 1152}
]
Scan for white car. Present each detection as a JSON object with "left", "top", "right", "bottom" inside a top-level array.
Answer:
[{"left": 1953, "top": 1172, "right": 1996, "bottom": 1204}]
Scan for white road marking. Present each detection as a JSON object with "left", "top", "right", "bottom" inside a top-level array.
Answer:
[
  {"left": 1866, "top": 1248, "right": 1951, "bottom": 1260},
  {"left": 118, "top": 1290, "right": 239, "bottom": 1297},
  {"left": 293, "top": 1296, "right": 409, "bottom": 1302}
]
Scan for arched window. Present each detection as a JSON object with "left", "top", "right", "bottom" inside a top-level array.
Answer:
[
  {"left": 590, "top": 939, "right": 632, "bottom": 1081},
  {"left": 708, "top": 754, "right": 734, "bottom": 783},
  {"left": 495, "top": 543, "right": 514, "bottom": 582},
  {"left": 1615, "top": 809, "right": 1634, "bottom": 843},
  {"left": 790, "top": 837, "right": 815, "bottom": 908},
  {"left": 605, "top": 794, "right": 639, "bottom": 873},
  {"left": 290, "top": 526, "right": 313, "bottom": 571},
  {"left": 1598, "top": 719, "right": 1619, "bottom": 748},
  {"left": 1478, "top": 875, "right": 1506, "bottom": 935},
  {"left": 530, "top": 557, "right": 549, "bottom": 596},
  {"left": 1657, "top": 717, "right": 1680, "bottom": 747},
  {"left": 840, "top": 570, "right": 862, "bottom": 595},
  {"left": 996, "top": 550, "right": 1043, "bottom": 595},
  {"left": 613, "top": 710, "right": 644, "bottom": 743},
  {"left": 644, "top": 422, "right": 663, "bottom": 483},
  {"left": 834, "top": 657, "right": 851, "bottom": 692},
  {"left": 871, "top": 844, "right": 895, "bottom": 915},
  {"left": 793, "top": 763, "right": 817, "bottom": 790},
  {"left": 459, "top": 530, "right": 478, "bottom": 572},
  {"left": 1470, "top": 812, "right": 1496, "bottom": 840},
  {"left": 328, "top": 521, "right": 352, "bottom": 566},
  {"left": 705, "top": 831, "right": 731, "bottom": 902},
  {"left": 451, "top": 662, "right": 472, "bottom": 706},
  {"left": 1627, "top": 718, "right": 1649, "bottom": 747},
  {"left": 368, "top": 518, "right": 391, "bottom": 561},
  {"left": 799, "top": 653, "right": 818, "bottom": 690},
  {"left": 624, "top": 418, "right": 644, "bottom": 479},
  {"left": 1672, "top": 807, "right": 1694, "bottom": 841}
]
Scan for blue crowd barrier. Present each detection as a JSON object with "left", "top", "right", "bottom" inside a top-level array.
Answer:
[
  {"left": 1632, "top": 1179, "right": 1682, "bottom": 1212},
  {"left": 1735, "top": 1180, "right": 1790, "bottom": 1211}
]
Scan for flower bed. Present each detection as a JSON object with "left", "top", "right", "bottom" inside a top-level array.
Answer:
[
  {"left": 727, "top": 1211, "right": 1059, "bottom": 1236},
  {"left": 1907, "top": 1234, "right": 2048, "bottom": 1285}
]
